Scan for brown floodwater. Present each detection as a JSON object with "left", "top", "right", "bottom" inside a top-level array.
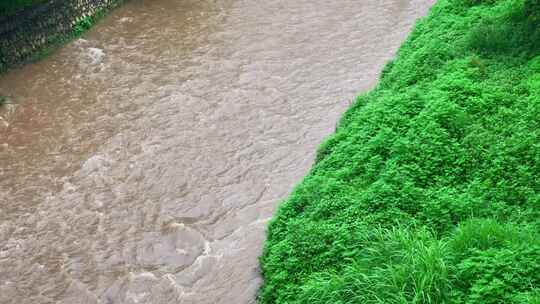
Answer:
[{"left": 0, "top": 0, "right": 433, "bottom": 303}]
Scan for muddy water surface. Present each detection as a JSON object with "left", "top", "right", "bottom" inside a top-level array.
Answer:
[{"left": 0, "top": 1, "right": 433, "bottom": 303}]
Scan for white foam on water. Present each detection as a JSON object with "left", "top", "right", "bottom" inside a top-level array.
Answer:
[
  {"left": 87, "top": 47, "right": 105, "bottom": 65},
  {"left": 74, "top": 38, "right": 89, "bottom": 46},
  {"left": 119, "top": 17, "right": 133, "bottom": 23}
]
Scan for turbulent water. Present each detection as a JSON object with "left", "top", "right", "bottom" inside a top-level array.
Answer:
[{"left": 0, "top": 1, "right": 433, "bottom": 303}]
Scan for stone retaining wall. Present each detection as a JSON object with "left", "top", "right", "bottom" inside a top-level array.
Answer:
[{"left": 0, "top": 0, "right": 123, "bottom": 72}]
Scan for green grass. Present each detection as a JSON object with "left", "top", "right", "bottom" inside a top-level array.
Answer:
[{"left": 259, "top": 0, "right": 540, "bottom": 303}]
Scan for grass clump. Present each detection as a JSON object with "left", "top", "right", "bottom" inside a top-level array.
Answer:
[{"left": 259, "top": 0, "right": 540, "bottom": 303}]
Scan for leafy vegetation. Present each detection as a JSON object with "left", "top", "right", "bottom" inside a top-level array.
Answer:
[
  {"left": 0, "top": 0, "right": 47, "bottom": 18},
  {"left": 259, "top": 0, "right": 540, "bottom": 303}
]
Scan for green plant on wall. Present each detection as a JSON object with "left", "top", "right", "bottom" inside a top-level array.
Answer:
[{"left": 73, "top": 15, "right": 95, "bottom": 36}]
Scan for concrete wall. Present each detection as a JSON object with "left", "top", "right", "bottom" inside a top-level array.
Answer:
[{"left": 0, "top": 0, "right": 122, "bottom": 72}]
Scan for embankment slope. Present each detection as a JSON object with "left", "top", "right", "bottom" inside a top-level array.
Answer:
[{"left": 260, "top": 0, "right": 540, "bottom": 303}]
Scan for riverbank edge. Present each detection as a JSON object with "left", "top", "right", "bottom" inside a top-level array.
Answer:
[
  {"left": 259, "top": 0, "right": 540, "bottom": 302},
  {"left": 0, "top": 0, "right": 125, "bottom": 74}
]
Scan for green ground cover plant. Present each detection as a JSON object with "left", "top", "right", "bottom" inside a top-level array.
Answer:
[{"left": 259, "top": 0, "right": 540, "bottom": 303}]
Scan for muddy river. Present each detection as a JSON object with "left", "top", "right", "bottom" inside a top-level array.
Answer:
[{"left": 0, "top": 0, "right": 433, "bottom": 303}]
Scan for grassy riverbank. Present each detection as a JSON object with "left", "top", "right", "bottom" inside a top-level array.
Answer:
[{"left": 259, "top": 0, "right": 540, "bottom": 303}]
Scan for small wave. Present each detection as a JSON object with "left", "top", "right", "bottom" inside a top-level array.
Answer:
[{"left": 87, "top": 47, "right": 105, "bottom": 65}]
